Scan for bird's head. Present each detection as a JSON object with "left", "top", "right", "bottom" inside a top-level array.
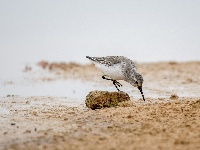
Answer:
[
  {"left": 130, "top": 73, "right": 145, "bottom": 101},
  {"left": 130, "top": 73, "right": 143, "bottom": 87}
]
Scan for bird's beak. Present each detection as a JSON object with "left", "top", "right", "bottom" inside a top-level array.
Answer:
[{"left": 138, "top": 86, "right": 145, "bottom": 101}]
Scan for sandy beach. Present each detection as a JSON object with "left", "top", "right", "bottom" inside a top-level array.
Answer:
[{"left": 1, "top": 61, "right": 200, "bottom": 150}]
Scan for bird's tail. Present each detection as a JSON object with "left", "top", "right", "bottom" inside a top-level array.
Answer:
[{"left": 86, "top": 56, "right": 96, "bottom": 61}]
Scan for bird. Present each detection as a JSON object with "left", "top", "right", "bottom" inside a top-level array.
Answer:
[{"left": 86, "top": 56, "right": 145, "bottom": 101}]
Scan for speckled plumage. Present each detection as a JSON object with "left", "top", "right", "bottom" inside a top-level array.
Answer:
[{"left": 86, "top": 56, "right": 145, "bottom": 101}]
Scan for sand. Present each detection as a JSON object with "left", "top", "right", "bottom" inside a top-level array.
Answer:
[{"left": 1, "top": 61, "right": 200, "bottom": 150}]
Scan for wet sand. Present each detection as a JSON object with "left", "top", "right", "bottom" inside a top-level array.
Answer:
[{"left": 1, "top": 61, "right": 200, "bottom": 150}]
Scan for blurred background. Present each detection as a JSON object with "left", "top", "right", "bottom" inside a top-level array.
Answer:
[
  {"left": 0, "top": 0, "right": 200, "bottom": 78},
  {"left": 1, "top": 0, "right": 200, "bottom": 63}
]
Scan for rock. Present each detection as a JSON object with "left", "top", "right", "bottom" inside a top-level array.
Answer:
[{"left": 85, "top": 90, "right": 130, "bottom": 110}]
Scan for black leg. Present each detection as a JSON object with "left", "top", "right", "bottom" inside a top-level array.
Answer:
[
  {"left": 113, "top": 80, "right": 122, "bottom": 87},
  {"left": 113, "top": 80, "right": 120, "bottom": 92},
  {"left": 102, "top": 75, "right": 122, "bottom": 92},
  {"left": 102, "top": 75, "right": 112, "bottom": 80}
]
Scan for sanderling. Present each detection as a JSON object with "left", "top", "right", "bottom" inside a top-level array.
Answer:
[{"left": 86, "top": 56, "right": 145, "bottom": 101}]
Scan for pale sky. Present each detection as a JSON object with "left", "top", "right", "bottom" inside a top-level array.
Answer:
[{"left": 0, "top": 0, "right": 200, "bottom": 64}]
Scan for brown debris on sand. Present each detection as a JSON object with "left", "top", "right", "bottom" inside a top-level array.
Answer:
[
  {"left": 37, "top": 61, "right": 49, "bottom": 69},
  {"left": 36, "top": 61, "right": 99, "bottom": 80},
  {"left": 48, "top": 62, "right": 80, "bottom": 71},
  {"left": 170, "top": 94, "right": 179, "bottom": 99},
  {"left": 85, "top": 90, "right": 130, "bottom": 110},
  {"left": 37, "top": 61, "right": 82, "bottom": 71}
]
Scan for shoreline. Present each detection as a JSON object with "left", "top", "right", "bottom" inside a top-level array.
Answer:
[{"left": 0, "top": 61, "right": 200, "bottom": 150}]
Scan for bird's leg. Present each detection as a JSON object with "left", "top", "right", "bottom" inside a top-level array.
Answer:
[
  {"left": 114, "top": 80, "right": 122, "bottom": 87},
  {"left": 102, "top": 75, "right": 122, "bottom": 92},
  {"left": 113, "top": 80, "right": 121, "bottom": 92},
  {"left": 102, "top": 75, "right": 112, "bottom": 80},
  {"left": 102, "top": 75, "right": 122, "bottom": 87}
]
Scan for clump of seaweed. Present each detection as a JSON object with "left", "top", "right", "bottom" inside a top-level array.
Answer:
[{"left": 85, "top": 90, "right": 130, "bottom": 110}]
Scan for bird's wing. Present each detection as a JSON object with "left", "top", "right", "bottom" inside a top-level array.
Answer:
[{"left": 86, "top": 56, "right": 137, "bottom": 69}]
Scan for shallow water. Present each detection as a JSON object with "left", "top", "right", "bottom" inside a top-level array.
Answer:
[
  {"left": 1, "top": 61, "right": 199, "bottom": 106},
  {"left": 1, "top": 77, "right": 95, "bottom": 99},
  {"left": 1, "top": 73, "right": 199, "bottom": 101}
]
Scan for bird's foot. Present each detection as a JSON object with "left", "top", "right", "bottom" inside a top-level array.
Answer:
[
  {"left": 113, "top": 80, "right": 122, "bottom": 87},
  {"left": 113, "top": 80, "right": 123, "bottom": 92},
  {"left": 102, "top": 75, "right": 123, "bottom": 92}
]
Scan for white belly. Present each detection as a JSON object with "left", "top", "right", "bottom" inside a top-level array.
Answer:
[{"left": 94, "top": 63, "right": 125, "bottom": 80}]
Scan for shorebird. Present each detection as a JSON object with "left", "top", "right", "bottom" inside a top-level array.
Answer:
[{"left": 86, "top": 56, "right": 145, "bottom": 101}]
